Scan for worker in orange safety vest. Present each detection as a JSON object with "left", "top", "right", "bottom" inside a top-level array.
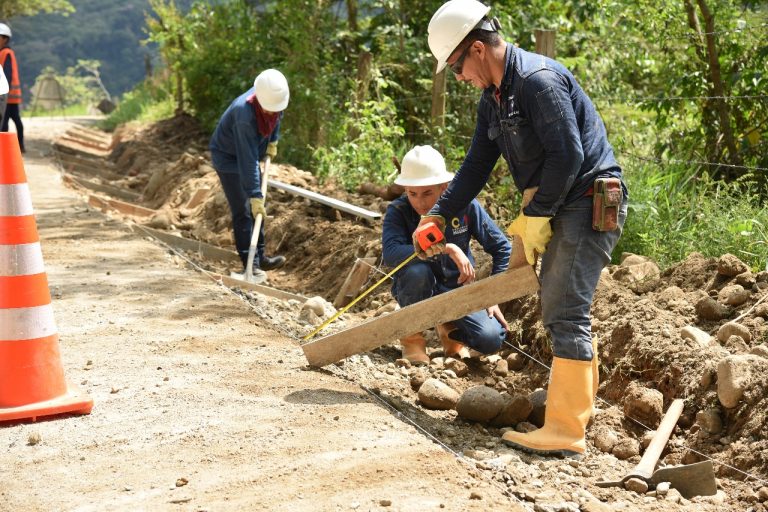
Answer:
[{"left": 0, "top": 23, "right": 24, "bottom": 153}]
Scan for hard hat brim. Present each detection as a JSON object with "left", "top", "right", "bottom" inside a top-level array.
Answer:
[{"left": 394, "top": 172, "right": 455, "bottom": 187}]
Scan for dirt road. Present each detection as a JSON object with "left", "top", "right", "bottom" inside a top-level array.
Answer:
[{"left": 0, "top": 118, "right": 522, "bottom": 511}]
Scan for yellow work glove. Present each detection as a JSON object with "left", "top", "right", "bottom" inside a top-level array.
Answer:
[
  {"left": 412, "top": 215, "right": 446, "bottom": 260},
  {"left": 250, "top": 197, "right": 266, "bottom": 219},
  {"left": 507, "top": 214, "right": 553, "bottom": 265},
  {"left": 266, "top": 142, "right": 278, "bottom": 159}
]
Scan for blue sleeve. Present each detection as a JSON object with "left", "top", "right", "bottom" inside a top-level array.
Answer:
[
  {"left": 269, "top": 117, "right": 281, "bottom": 143},
  {"left": 233, "top": 121, "right": 262, "bottom": 198},
  {"left": 469, "top": 201, "right": 511, "bottom": 274},
  {"left": 430, "top": 97, "right": 501, "bottom": 220},
  {"left": 382, "top": 203, "right": 416, "bottom": 267},
  {"left": 521, "top": 70, "right": 584, "bottom": 217}
]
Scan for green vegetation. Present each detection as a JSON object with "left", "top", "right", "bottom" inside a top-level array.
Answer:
[{"left": 17, "top": 0, "right": 768, "bottom": 270}]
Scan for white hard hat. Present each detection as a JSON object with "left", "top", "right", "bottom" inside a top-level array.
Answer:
[
  {"left": 0, "top": 69, "right": 8, "bottom": 95},
  {"left": 253, "top": 69, "right": 289, "bottom": 112},
  {"left": 395, "top": 146, "right": 455, "bottom": 186},
  {"left": 0, "top": 23, "right": 11, "bottom": 39},
  {"left": 428, "top": 0, "right": 490, "bottom": 73}
]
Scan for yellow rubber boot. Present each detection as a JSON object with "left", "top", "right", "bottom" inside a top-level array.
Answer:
[
  {"left": 502, "top": 357, "right": 593, "bottom": 457},
  {"left": 400, "top": 332, "right": 430, "bottom": 365},
  {"left": 436, "top": 322, "right": 470, "bottom": 359}
]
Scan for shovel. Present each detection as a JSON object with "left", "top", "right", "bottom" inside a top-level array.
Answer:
[
  {"left": 596, "top": 398, "right": 717, "bottom": 499},
  {"left": 230, "top": 156, "right": 270, "bottom": 284}
]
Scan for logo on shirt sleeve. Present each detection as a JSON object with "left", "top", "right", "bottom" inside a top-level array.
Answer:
[{"left": 450, "top": 215, "right": 469, "bottom": 236}]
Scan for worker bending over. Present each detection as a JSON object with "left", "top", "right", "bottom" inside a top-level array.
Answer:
[
  {"left": 422, "top": 0, "right": 628, "bottom": 457},
  {"left": 382, "top": 145, "right": 511, "bottom": 365}
]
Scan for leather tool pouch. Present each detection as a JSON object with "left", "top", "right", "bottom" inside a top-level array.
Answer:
[{"left": 592, "top": 177, "right": 622, "bottom": 231}]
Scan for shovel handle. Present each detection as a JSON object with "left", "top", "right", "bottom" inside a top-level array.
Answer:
[
  {"left": 244, "top": 157, "right": 271, "bottom": 277},
  {"left": 632, "top": 398, "right": 684, "bottom": 480}
]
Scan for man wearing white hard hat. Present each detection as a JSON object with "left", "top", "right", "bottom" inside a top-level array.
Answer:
[
  {"left": 382, "top": 145, "right": 511, "bottom": 365},
  {"left": 419, "top": 0, "right": 628, "bottom": 457},
  {"left": 209, "top": 69, "right": 289, "bottom": 283},
  {"left": 0, "top": 22, "right": 24, "bottom": 153}
]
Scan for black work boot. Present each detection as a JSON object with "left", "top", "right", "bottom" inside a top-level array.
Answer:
[{"left": 260, "top": 255, "right": 286, "bottom": 271}]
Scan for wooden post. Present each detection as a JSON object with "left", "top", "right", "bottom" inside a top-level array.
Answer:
[
  {"left": 431, "top": 67, "right": 447, "bottom": 129},
  {"left": 333, "top": 257, "right": 377, "bottom": 308},
  {"left": 534, "top": 29, "right": 556, "bottom": 58}
]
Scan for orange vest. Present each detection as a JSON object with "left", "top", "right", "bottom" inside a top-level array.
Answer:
[{"left": 0, "top": 47, "right": 22, "bottom": 104}]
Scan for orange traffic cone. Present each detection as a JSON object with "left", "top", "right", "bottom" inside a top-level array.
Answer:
[{"left": 0, "top": 132, "right": 93, "bottom": 422}]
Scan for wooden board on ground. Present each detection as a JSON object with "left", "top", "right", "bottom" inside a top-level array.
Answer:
[
  {"left": 213, "top": 273, "right": 307, "bottom": 303},
  {"left": 63, "top": 173, "right": 140, "bottom": 202},
  {"left": 88, "top": 194, "right": 156, "bottom": 218},
  {"left": 302, "top": 264, "right": 540, "bottom": 367},
  {"left": 53, "top": 139, "right": 110, "bottom": 159},
  {"left": 269, "top": 180, "right": 381, "bottom": 221},
  {"left": 333, "top": 257, "right": 376, "bottom": 308},
  {"left": 131, "top": 225, "right": 241, "bottom": 264}
]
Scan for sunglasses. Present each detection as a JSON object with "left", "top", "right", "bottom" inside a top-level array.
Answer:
[{"left": 448, "top": 42, "right": 474, "bottom": 75}]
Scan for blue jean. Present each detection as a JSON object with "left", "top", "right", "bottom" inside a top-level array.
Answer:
[
  {"left": 214, "top": 170, "right": 266, "bottom": 268},
  {"left": 540, "top": 195, "right": 628, "bottom": 361},
  {"left": 392, "top": 262, "right": 506, "bottom": 354}
]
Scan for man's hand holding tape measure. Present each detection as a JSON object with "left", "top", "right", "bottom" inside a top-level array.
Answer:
[{"left": 412, "top": 215, "right": 446, "bottom": 259}]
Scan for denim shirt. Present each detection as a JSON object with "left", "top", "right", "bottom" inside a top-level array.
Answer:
[
  {"left": 383, "top": 196, "right": 511, "bottom": 290},
  {"left": 431, "top": 45, "right": 622, "bottom": 219},
  {"left": 209, "top": 87, "right": 281, "bottom": 198}
]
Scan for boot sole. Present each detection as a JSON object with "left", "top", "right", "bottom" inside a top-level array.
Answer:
[{"left": 502, "top": 438, "right": 584, "bottom": 459}]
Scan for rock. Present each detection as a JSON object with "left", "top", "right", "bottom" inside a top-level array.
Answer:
[
  {"left": 620, "top": 253, "right": 653, "bottom": 266},
  {"left": 490, "top": 394, "right": 533, "bottom": 427},
  {"left": 717, "top": 254, "right": 749, "bottom": 277},
  {"left": 506, "top": 352, "right": 526, "bottom": 371},
  {"left": 695, "top": 408, "right": 723, "bottom": 435},
  {"left": 516, "top": 421, "right": 538, "bottom": 433},
  {"left": 533, "top": 502, "right": 580, "bottom": 512},
  {"left": 750, "top": 344, "right": 768, "bottom": 359},
  {"left": 27, "top": 431, "right": 41, "bottom": 446},
  {"left": 724, "top": 335, "right": 750, "bottom": 353},
  {"left": 735, "top": 272, "right": 756, "bottom": 288},
  {"left": 417, "top": 378, "right": 459, "bottom": 410},
  {"left": 303, "top": 296, "right": 332, "bottom": 317},
  {"left": 379, "top": 499, "right": 392, "bottom": 507},
  {"left": 592, "top": 426, "right": 619, "bottom": 453},
  {"left": 456, "top": 386, "right": 505, "bottom": 422},
  {"left": 696, "top": 296, "right": 731, "bottom": 321},
  {"left": 717, "top": 322, "right": 752, "bottom": 343},
  {"left": 665, "top": 488, "right": 683, "bottom": 503},
  {"left": 444, "top": 358, "right": 468, "bottom": 377},
  {"left": 641, "top": 430, "right": 656, "bottom": 450},
  {"left": 623, "top": 382, "right": 663, "bottom": 427},
  {"left": 718, "top": 355, "right": 768, "bottom": 408},
  {"left": 680, "top": 325, "right": 712, "bottom": 347},
  {"left": 718, "top": 284, "right": 750, "bottom": 306},
  {"left": 655, "top": 481, "right": 670, "bottom": 496},
  {"left": 528, "top": 388, "right": 547, "bottom": 427},
  {"left": 755, "top": 304, "right": 768, "bottom": 318},
  {"left": 613, "top": 261, "right": 661, "bottom": 285},
  {"left": 624, "top": 477, "right": 649, "bottom": 494},
  {"left": 612, "top": 438, "right": 641, "bottom": 460},
  {"left": 658, "top": 285, "right": 686, "bottom": 304},
  {"left": 297, "top": 307, "right": 322, "bottom": 326},
  {"left": 493, "top": 358, "right": 509, "bottom": 377},
  {"left": 409, "top": 369, "right": 428, "bottom": 391},
  {"left": 757, "top": 487, "right": 768, "bottom": 502}
]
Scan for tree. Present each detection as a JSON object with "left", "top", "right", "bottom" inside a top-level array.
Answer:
[{"left": 0, "top": 0, "right": 74, "bottom": 19}]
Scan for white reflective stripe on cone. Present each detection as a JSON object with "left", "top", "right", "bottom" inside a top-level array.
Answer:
[
  {"left": 0, "top": 183, "right": 34, "bottom": 216},
  {"left": 0, "top": 304, "right": 58, "bottom": 341},
  {"left": 0, "top": 243, "right": 45, "bottom": 276}
]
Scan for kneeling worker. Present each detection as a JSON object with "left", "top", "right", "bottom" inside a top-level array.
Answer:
[{"left": 382, "top": 145, "right": 511, "bottom": 364}]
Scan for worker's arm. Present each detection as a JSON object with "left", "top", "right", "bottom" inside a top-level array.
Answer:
[
  {"left": 469, "top": 201, "right": 511, "bottom": 275},
  {"left": 233, "top": 121, "right": 262, "bottom": 198},
  {"left": 382, "top": 202, "right": 417, "bottom": 267},
  {"left": 428, "top": 98, "right": 501, "bottom": 220},
  {"left": 520, "top": 70, "right": 584, "bottom": 218}
]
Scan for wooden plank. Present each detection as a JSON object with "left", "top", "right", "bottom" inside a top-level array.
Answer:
[
  {"left": 53, "top": 140, "right": 110, "bottom": 159},
  {"left": 131, "top": 225, "right": 241, "bottom": 264},
  {"left": 333, "top": 257, "right": 376, "bottom": 308},
  {"left": 301, "top": 264, "right": 540, "bottom": 367},
  {"left": 88, "top": 194, "right": 156, "bottom": 218},
  {"left": 269, "top": 179, "right": 381, "bottom": 221},
  {"left": 214, "top": 274, "right": 307, "bottom": 303},
  {"left": 62, "top": 173, "right": 140, "bottom": 202},
  {"left": 184, "top": 187, "right": 211, "bottom": 209}
]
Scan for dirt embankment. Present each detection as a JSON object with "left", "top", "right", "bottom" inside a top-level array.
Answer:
[{"left": 50, "top": 114, "right": 768, "bottom": 511}]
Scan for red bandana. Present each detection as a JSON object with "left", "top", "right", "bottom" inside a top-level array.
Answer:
[{"left": 247, "top": 93, "right": 280, "bottom": 137}]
